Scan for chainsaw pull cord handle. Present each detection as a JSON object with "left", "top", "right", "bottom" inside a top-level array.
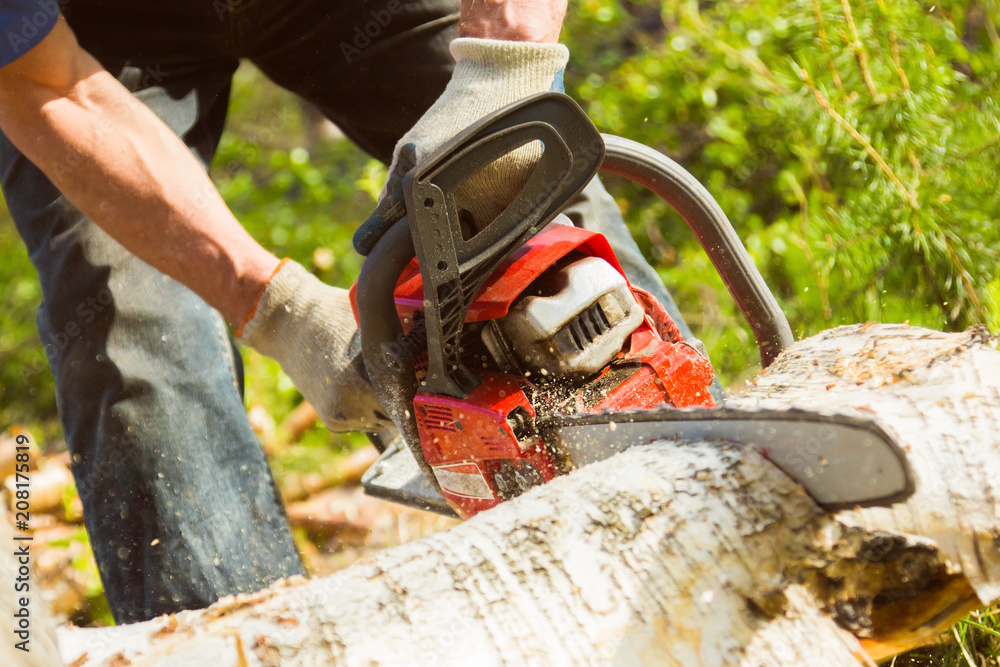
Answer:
[{"left": 599, "top": 134, "right": 794, "bottom": 368}]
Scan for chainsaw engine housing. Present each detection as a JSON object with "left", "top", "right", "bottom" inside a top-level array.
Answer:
[
  {"left": 487, "top": 251, "right": 645, "bottom": 379},
  {"left": 352, "top": 218, "right": 715, "bottom": 518}
]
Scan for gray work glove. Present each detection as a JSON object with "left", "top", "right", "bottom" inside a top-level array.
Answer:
[
  {"left": 237, "top": 260, "right": 392, "bottom": 433},
  {"left": 354, "top": 37, "right": 570, "bottom": 255}
]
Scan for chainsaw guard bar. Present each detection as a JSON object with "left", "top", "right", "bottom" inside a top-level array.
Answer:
[{"left": 599, "top": 135, "right": 794, "bottom": 368}]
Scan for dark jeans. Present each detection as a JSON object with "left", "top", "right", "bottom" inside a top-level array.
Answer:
[{"left": 1, "top": 0, "right": 709, "bottom": 624}]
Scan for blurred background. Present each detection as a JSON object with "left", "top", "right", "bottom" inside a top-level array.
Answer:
[{"left": 1, "top": 0, "right": 998, "bottom": 663}]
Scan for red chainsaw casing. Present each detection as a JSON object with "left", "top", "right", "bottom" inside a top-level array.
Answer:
[
  {"left": 413, "top": 373, "right": 557, "bottom": 517},
  {"left": 350, "top": 222, "right": 716, "bottom": 519}
]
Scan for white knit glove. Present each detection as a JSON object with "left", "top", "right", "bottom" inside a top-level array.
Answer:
[
  {"left": 237, "top": 260, "right": 392, "bottom": 433},
  {"left": 355, "top": 38, "right": 569, "bottom": 254}
]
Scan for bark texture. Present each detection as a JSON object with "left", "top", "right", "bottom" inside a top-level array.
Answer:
[
  {"left": 0, "top": 510, "right": 63, "bottom": 667},
  {"left": 57, "top": 324, "right": 1000, "bottom": 666}
]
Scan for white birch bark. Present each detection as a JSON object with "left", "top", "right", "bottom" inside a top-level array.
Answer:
[
  {"left": 55, "top": 324, "right": 1000, "bottom": 666},
  {"left": 0, "top": 509, "right": 63, "bottom": 667}
]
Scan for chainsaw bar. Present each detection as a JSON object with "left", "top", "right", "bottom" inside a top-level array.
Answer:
[
  {"left": 540, "top": 406, "right": 915, "bottom": 511},
  {"left": 362, "top": 406, "right": 915, "bottom": 516}
]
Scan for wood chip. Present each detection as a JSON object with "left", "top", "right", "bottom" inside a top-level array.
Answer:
[{"left": 152, "top": 615, "right": 179, "bottom": 638}]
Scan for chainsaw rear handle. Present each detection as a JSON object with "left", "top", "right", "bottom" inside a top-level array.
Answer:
[{"left": 599, "top": 135, "right": 794, "bottom": 368}]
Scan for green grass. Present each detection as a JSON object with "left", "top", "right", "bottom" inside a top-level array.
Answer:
[{"left": 889, "top": 610, "right": 1000, "bottom": 666}]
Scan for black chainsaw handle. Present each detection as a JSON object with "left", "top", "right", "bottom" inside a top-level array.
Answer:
[
  {"left": 356, "top": 216, "right": 444, "bottom": 494},
  {"left": 599, "top": 134, "right": 794, "bottom": 368}
]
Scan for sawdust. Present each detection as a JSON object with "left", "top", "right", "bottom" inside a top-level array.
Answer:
[
  {"left": 107, "top": 653, "right": 131, "bottom": 667},
  {"left": 151, "top": 615, "right": 179, "bottom": 638},
  {"left": 833, "top": 329, "right": 976, "bottom": 384},
  {"left": 253, "top": 634, "right": 282, "bottom": 667},
  {"left": 67, "top": 653, "right": 89, "bottom": 667},
  {"left": 204, "top": 589, "right": 279, "bottom": 620}
]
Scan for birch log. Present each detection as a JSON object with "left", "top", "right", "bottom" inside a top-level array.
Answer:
[{"left": 58, "top": 324, "right": 1000, "bottom": 666}]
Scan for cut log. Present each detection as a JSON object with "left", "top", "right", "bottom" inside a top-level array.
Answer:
[{"left": 55, "top": 324, "right": 1000, "bottom": 666}]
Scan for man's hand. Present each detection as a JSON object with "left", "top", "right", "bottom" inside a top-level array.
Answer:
[
  {"left": 459, "top": 0, "right": 568, "bottom": 42},
  {"left": 354, "top": 1, "right": 570, "bottom": 255},
  {"left": 237, "top": 260, "right": 393, "bottom": 433}
]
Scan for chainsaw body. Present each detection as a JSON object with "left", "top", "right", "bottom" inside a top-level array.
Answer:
[
  {"left": 352, "top": 218, "right": 714, "bottom": 517},
  {"left": 353, "top": 93, "right": 914, "bottom": 520}
]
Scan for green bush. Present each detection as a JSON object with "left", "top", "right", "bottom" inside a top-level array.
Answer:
[{"left": 564, "top": 0, "right": 999, "bottom": 384}]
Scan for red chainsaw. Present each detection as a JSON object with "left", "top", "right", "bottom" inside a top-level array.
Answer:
[{"left": 350, "top": 92, "right": 913, "bottom": 520}]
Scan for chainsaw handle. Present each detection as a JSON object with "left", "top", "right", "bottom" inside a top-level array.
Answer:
[
  {"left": 356, "top": 215, "right": 444, "bottom": 494},
  {"left": 599, "top": 134, "right": 794, "bottom": 368}
]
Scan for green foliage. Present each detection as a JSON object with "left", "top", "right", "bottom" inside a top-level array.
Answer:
[
  {"left": 0, "top": 213, "right": 60, "bottom": 443},
  {"left": 894, "top": 610, "right": 1000, "bottom": 665},
  {"left": 565, "top": 0, "right": 1000, "bottom": 383}
]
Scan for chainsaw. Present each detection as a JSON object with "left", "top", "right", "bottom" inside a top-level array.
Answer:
[{"left": 350, "top": 92, "right": 914, "bottom": 520}]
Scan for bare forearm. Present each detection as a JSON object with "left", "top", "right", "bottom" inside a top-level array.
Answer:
[
  {"left": 460, "top": 0, "right": 567, "bottom": 42},
  {"left": 0, "top": 22, "right": 276, "bottom": 326}
]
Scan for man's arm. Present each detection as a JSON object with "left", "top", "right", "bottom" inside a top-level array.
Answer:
[
  {"left": 0, "top": 17, "right": 278, "bottom": 326},
  {"left": 459, "top": 0, "right": 567, "bottom": 42}
]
